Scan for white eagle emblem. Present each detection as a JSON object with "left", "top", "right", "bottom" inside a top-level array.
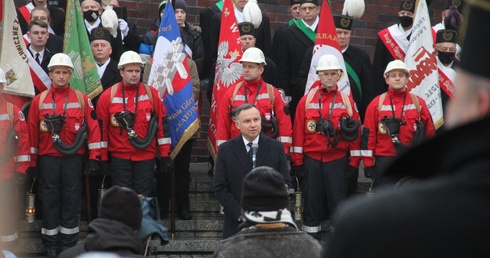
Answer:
[
  {"left": 150, "top": 37, "right": 188, "bottom": 97},
  {"left": 214, "top": 41, "right": 242, "bottom": 91}
]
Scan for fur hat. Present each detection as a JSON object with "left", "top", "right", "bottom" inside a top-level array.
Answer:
[
  {"left": 98, "top": 186, "right": 142, "bottom": 231},
  {"left": 241, "top": 166, "right": 289, "bottom": 212}
]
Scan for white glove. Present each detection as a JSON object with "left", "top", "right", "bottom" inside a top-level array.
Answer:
[
  {"left": 101, "top": 6, "right": 119, "bottom": 38},
  {"left": 243, "top": 0, "right": 262, "bottom": 29}
]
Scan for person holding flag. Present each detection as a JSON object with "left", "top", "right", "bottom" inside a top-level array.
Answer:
[
  {"left": 207, "top": 0, "right": 244, "bottom": 168},
  {"left": 146, "top": 0, "right": 199, "bottom": 218},
  {"left": 290, "top": 54, "right": 361, "bottom": 240},
  {"left": 372, "top": 0, "right": 416, "bottom": 96}
]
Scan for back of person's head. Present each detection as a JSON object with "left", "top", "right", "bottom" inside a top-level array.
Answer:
[
  {"left": 98, "top": 186, "right": 142, "bottom": 231},
  {"left": 241, "top": 166, "right": 289, "bottom": 212}
]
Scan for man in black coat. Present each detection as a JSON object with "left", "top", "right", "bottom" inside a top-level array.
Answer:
[
  {"left": 213, "top": 104, "right": 292, "bottom": 239},
  {"left": 325, "top": 2, "right": 490, "bottom": 256},
  {"left": 274, "top": 0, "right": 319, "bottom": 122}
]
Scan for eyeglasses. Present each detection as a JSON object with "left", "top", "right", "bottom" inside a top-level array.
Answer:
[{"left": 300, "top": 6, "right": 317, "bottom": 11}]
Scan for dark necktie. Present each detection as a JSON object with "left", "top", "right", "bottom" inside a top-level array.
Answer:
[
  {"left": 247, "top": 142, "right": 253, "bottom": 157},
  {"left": 35, "top": 53, "right": 41, "bottom": 65}
]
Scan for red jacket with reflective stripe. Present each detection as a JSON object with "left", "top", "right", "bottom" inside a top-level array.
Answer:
[
  {"left": 96, "top": 82, "right": 171, "bottom": 161},
  {"left": 216, "top": 78, "right": 292, "bottom": 155},
  {"left": 0, "top": 98, "right": 30, "bottom": 178},
  {"left": 362, "top": 87, "right": 435, "bottom": 167},
  {"left": 28, "top": 86, "right": 102, "bottom": 165}
]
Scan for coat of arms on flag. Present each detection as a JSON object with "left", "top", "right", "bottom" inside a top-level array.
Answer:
[
  {"left": 148, "top": 1, "right": 199, "bottom": 157},
  {"left": 207, "top": 0, "right": 243, "bottom": 158}
]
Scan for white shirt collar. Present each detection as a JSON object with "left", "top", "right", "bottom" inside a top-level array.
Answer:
[
  {"left": 242, "top": 135, "right": 260, "bottom": 151},
  {"left": 29, "top": 45, "right": 45, "bottom": 60},
  {"left": 301, "top": 15, "right": 319, "bottom": 31},
  {"left": 85, "top": 18, "right": 101, "bottom": 33},
  {"left": 234, "top": 5, "right": 244, "bottom": 23},
  {"left": 96, "top": 60, "right": 110, "bottom": 79}
]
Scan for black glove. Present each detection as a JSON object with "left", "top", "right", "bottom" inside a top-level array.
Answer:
[
  {"left": 345, "top": 165, "right": 359, "bottom": 179},
  {"left": 84, "top": 160, "right": 100, "bottom": 176},
  {"left": 364, "top": 166, "right": 377, "bottom": 179},
  {"left": 27, "top": 167, "right": 40, "bottom": 180},
  {"left": 159, "top": 157, "right": 174, "bottom": 174},
  {"left": 14, "top": 172, "right": 26, "bottom": 187},
  {"left": 290, "top": 165, "right": 304, "bottom": 178},
  {"left": 99, "top": 161, "right": 111, "bottom": 176}
]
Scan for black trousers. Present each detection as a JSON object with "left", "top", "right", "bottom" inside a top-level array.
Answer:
[
  {"left": 302, "top": 155, "right": 348, "bottom": 233},
  {"left": 111, "top": 156, "right": 154, "bottom": 196},
  {"left": 40, "top": 155, "right": 83, "bottom": 251}
]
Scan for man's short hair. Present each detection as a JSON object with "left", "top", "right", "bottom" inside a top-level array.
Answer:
[
  {"left": 234, "top": 103, "right": 259, "bottom": 120},
  {"left": 31, "top": 6, "right": 51, "bottom": 20},
  {"left": 28, "top": 19, "right": 49, "bottom": 31}
]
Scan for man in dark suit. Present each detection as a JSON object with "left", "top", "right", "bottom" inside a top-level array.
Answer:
[
  {"left": 17, "top": 0, "right": 66, "bottom": 37},
  {"left": 213, "top": 103, "right": 292, "bottom": 239},
  {"left": 324, "top": 2, "right": 490, "bottom": 257},
  {"left": 22, "top": 7, "right": 64, "bottom": 54},
  {"left": 273, "top": 0, "right": 319, "bottom": 122},
  {"left": 26, "top": 19, "right": 53, "bottom": 96}
]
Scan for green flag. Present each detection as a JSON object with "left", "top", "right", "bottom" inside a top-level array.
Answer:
[{"left": 63, "top": 0, "right": 102, "bottom": 99}]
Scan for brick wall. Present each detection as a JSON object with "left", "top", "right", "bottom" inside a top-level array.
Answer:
[{"left": 13, "top": 0, "right": 448, "bottom": 163}]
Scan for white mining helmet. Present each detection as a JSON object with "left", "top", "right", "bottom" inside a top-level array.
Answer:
[
  {"left": 239, "top": 47, "right": 267, "bottom": 65},
  {"left": 47, "top": 53, "right": 74, "bottom": 70},
  {"left": 118, "top": 51, "right": 144, "bottom": 69},
  {"left": 316, "top": 54, "right": 342, "bottom": 72},
  {"left": 384, "top": 60, "right": 409, "bottom": 77},
  {"left": 0, "top": 68, "right": 6, "bottom": 84}
]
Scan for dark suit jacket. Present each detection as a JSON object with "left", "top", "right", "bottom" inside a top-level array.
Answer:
[
  {"left": 100, "top": 59, "right": 121, "bottom": 91},
  {"left": 213, "top": 134, "right": 291, "bottom": 239},
  {"left": 199, "top": 5, "right": 221, "bottom": 81},
  {"left": 273, "top": 23, "right": 315, "bottom": 122},
  {"left": 27, "top": 45, "right": 53, "bottom": 95},
  {"left": 46, "top": 33, "right": 63, "bottom": 54},
  {"left": 92, "top": 59, "right": 121, "bottom": 108}
]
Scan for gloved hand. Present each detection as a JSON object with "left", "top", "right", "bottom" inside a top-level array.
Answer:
[
  {"left": 364, "top": 166, "right": 377, "bottom": 179},
  {"left": 99, "top": 161, "right": 111, "bottom": 176},
  {"left": 27, "top": 167, "right": 40, "bottom": 180},
  {"left": 84, "top": 160, "right": 100, "bottom": 176},
  {"left": 159, "top": 157, "right": 174, "bottom": 174},
  {"left": 290, "top": 165, "right": 304, "bottom": 178},
  {"left": 14, "top": 172, "right": 26, "bottom": 187},
  {"left": 345, "top": 166, "right": 359, "bottom": 179}
]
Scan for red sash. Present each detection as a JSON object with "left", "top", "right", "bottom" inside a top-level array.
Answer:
[
  {"left": 378, "top": 26, "right": 407, "bottom": 61},
  {"left": 23, "top": 36, "right": 50, "bottom": 93},
  {"left": 18, "top": 6, "right": 31, "bottom": 24}
]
